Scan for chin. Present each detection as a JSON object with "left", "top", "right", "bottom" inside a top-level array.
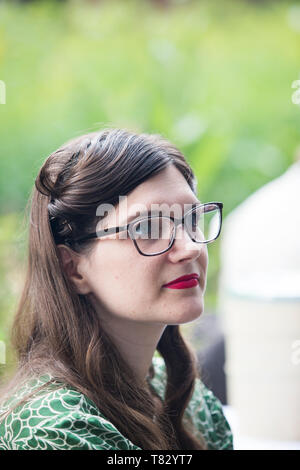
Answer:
[{"left": 167, "top": 300, "right": 204, "bottom": 325}]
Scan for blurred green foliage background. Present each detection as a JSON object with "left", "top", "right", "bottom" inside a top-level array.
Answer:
[{"left": 0, "top": 0, "right": 300, "bottom": 371}]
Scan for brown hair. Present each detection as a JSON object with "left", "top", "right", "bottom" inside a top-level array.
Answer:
[{"left": 0, "top": 127, "right": 207, "bottom": 450}]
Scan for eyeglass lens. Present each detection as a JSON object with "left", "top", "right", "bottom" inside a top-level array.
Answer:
[{"left": 131, "top": 204, "right": 221, "bottom": 255}]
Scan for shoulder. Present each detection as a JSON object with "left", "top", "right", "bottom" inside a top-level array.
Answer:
[
  {"left": 151, "top": 353, "right": 234, "bottom": 450},
  {"left": 0, "top": 374, "right": 140, "bottom": 450}
]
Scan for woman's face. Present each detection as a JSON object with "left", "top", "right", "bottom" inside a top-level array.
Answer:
[{"left": 69, "top": 165, "right": 208, "bottom": 327}]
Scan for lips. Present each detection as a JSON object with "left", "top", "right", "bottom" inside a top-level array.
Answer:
[{"left": 163, "top": 273, "right": 199, "bottom": 287}]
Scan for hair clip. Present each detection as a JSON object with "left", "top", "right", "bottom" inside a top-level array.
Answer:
[{"left": 62, "top": 219, "right": 73, "bottom": 232}]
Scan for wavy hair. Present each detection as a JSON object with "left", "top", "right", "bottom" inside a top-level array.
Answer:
[{"left": 0, "top": 128, "right": 207, "bottom": 450}]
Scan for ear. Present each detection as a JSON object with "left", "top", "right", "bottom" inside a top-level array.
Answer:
[{"left": 56, "top": 244, "right": 91, "bottom": 295}]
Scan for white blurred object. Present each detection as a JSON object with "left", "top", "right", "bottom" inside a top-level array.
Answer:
[
  {"left": 223, "top": 405, "right": 300, "bottom": 450},
  {"left": 218, "top": 160, "right": 300, "bottom": 441}
]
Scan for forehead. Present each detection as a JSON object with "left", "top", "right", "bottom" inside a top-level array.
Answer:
[
  {"left": 97, "top": 165, "right": 199, "bottom": 228},
  {"left": 129, "top": 165, "right": 196, "bottom": 205}
]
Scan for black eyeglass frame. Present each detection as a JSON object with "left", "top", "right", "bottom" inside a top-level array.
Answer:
[{"left": 72, "top": 201, "right": 223, "bottom": 257}]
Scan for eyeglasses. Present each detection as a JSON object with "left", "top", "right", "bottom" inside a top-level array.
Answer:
[{"left": 72, "top": 202, "right": 223, "bottom": 256}]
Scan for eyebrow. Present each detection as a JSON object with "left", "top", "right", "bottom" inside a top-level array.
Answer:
[
  {"left": 127, "top": 210, "right": 160, "bottom": 223},
  {"left": 126, "top": 199, "right": 202, "bottom": 224}
]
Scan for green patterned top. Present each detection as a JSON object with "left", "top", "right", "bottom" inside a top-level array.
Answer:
[{"left": 0, "top": 355, "right": 233, "bottom": 450}]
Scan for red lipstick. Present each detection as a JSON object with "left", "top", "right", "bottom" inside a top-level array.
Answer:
[{"left": 163, "top": 273, "right": 200, "bottom": 290}]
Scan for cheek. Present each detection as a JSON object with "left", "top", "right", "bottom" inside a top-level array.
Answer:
[
  {"left": 189, "top": 246, "right": 208, "bottom": 292},
  {"left": 88, "top": 248, "right": 158, "bottom": 314},
  {"left": 203, "top": 246, "right": 209, "bottom": 270},
  {"left": 201, "top": 246, "right": 209, "bottom": 288}
]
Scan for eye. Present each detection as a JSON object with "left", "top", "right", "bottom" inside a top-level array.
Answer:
[
  {"left": 135, "top": 219, "right": 151, "bottom": 238},
  {"left": 191, "top": 211, "right": 199, "bottom": 229},
  {"left": 192, "top": 212, "right": 197, "bottom": 228},
  {"left": 187, "top": 208, "right": 203, "bottom": 232},
  {"left": 134, "top": 217, "right": 166, "bottom": 240}
]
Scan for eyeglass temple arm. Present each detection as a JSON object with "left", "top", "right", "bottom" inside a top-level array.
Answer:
[{"left": 73, "top": 224, "right": 128, "bottom": 243}]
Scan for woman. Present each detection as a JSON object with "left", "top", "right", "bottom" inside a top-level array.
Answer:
[{"left": 0, "top": 128, "right": 233, "bottom": 450}]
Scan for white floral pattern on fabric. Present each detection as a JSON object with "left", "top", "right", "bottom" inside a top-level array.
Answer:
[{"left": 0, "top": 355, "right": 233, "bottom": 450}]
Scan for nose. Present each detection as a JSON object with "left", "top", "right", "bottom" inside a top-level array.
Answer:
[{"left": 168, "top": 223, "right": 202, "bottom": 258}]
